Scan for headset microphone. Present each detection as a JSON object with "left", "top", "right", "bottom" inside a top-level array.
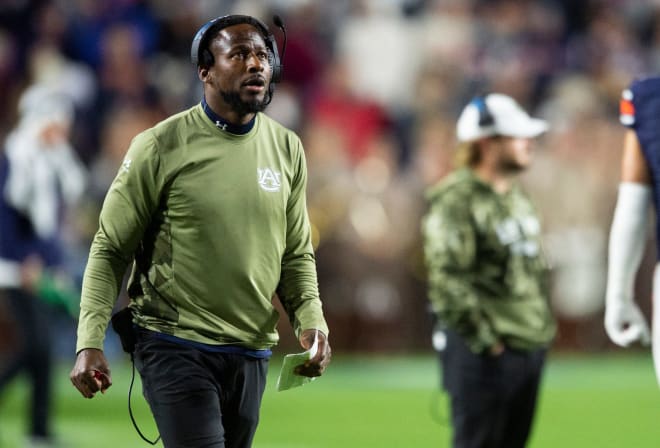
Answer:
[{"left": 273, "top": 15, "right": 287, "bottom": 64}]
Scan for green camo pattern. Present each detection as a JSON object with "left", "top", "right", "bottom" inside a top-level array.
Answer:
[{"left": 422, "top": 168, "right": 556, "bottom": 353}]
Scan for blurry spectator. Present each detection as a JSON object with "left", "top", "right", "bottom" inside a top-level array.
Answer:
[
  {"left": 0, "top": 0, "right": 35, "bottom": 93},
  {"left": 62, "top": 0, "right": 159, "bottom": 69},
  {"left": 0, "top": 30, "right": 20, "bottom": 136},
  {"left": 88, "top": 104, "right": 160, "bottom": 199},
  {"left": 0, "top": 83, "right": 87, "bottom": 448},
  {"left": 271, "top": 4, "right": 329, "bottom": 101},
  {"left": 93, "top": 22, "right": 164, "bottom": 125},
  {"left": 27, "top": 44, "right": 96, "bottom": 112},
  {"left": 26, "top": 43, "right": 98, "bottom": 165},
  {"left": 97, "top": 23, "right": 154, "bottom": 106},
  {"left": 473, "top": 0, "right": 565, "bottom": 105},
  {"left": 419, "top": 0, "right": 475, "bottom": 74},
  {"left": 58, "top": 1, "right": 163, "bottom": 162},
  {"left": 336, "top": 0, "right": 420, "bottom": 113},
  {"left": 565, "top": 4, "right": 647, "bottom": 109},
  {"left": 307, "top": 59, "right": 391, "bottom": 164},
  {"left": 409, "top": 114, "right": 455, "bottom": 187},
  {"left": 648, "top": 10, "right": 660, "bottom": 73}
]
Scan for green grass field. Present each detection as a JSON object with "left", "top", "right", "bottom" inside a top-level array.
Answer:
[{"left": 1, "top": 353, "right": 659, "bottom": 447}]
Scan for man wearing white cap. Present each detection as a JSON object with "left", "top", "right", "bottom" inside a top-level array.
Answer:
[{"left": 422, "top": 94, "right": 556, "bottom": 448}]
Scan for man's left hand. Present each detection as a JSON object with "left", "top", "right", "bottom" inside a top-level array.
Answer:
[{"left": 295, "top": 329, "right": 331, "bottom": 377}]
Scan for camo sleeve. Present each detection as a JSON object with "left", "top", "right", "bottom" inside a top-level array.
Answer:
[{"left": 422, "top": 192, "right": 498, "bottom": 354}]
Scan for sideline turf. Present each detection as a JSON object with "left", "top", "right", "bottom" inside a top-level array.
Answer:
[{"left": 0, "top": 353, "right": 658, "bottom": 447}]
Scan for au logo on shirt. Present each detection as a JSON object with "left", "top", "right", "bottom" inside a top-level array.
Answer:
[
  {"left": 121, "top": 158, "right": 132, "bottom": 173},
  {"left": 257, "top": 168, "right": 281, "bottom": 192}
]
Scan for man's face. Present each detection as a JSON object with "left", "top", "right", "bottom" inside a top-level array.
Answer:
[
  {"left": 203, "top": 23, "right": 272, "bottom": 116},
  {"left": 495, "top": 136, "right": 534, "bottom": 173}
]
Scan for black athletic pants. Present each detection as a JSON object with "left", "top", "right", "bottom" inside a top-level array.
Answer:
[
  {"left": 134, "top": 330, "right": 268, "bottom": 448},
  {"left": 0, "top": 288, "right": 53, "bottom": 439},
  {"left": 440, "top": 330, "right": 546, "bottom": 448}
]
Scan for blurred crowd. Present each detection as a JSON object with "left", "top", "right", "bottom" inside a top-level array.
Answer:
[{"left": 1, "top": 0, "right": 658, "bottom": 354}]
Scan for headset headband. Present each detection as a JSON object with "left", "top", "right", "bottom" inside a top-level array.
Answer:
[{"left": 190, "top": 14, "right": 282, "bottom": 84}]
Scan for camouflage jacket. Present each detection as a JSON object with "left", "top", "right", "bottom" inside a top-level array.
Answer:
[{"left": 422, "top": 168, "right": 556, "bottom": 354}]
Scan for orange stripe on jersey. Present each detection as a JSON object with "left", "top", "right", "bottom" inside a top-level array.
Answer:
[{"left": 620, "top": 98, "right": 635, "bottom": 116}]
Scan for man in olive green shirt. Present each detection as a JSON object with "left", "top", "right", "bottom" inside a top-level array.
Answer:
[
  {"left": 70, "top": 15, "right": 331, "bottom": 448},
  {"left": 423, "top": 94, "right": 555, "bottom": 448}
]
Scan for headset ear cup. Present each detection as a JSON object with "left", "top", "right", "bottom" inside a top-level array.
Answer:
[
  {"left": 263, "top": 32, "right": 281, "bottom": 84},
  {"left": 201, "top": 49, "right": 214, "bottom": 68},
  {"left": 268, "top": 53, "right": 277, "bottom": 82},
  {"left": 271, "top": 65, "right": 281, "bottom": 84}
]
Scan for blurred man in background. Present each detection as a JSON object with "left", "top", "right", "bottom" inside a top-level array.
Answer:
[
  {"left": 70, "top": 14, "right": 331, "bottom": 448},
  {"left": 422, "top": 94, "right": 556, "bottom": 448},
  {"left": 605, "top": 76, "right": 660, "bottom": 385},
  {"left": 0, "top": 83, "right": 87, "bottom": 447}
]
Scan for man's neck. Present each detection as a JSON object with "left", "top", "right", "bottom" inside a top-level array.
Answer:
[
  {"left": 473, "top": 165, "right": 514, "bottom": 194},
  {"left": 201, "top": 97, "right": 256, "bottom": 135},
  {"left": 203, "top": 95, "right": 255, "bottom": 126}
]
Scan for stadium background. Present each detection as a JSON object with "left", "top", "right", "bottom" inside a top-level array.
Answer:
[{"left": 0, "top": 0, "right": 659, "bottom": 447}]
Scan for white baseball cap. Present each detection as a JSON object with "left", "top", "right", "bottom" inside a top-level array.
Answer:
[
  {"left": 456, "top": 93, "right": 548, "bottom": 142},
  {"left": 17, "top": 83, "right": 74, "bottom": 131}
]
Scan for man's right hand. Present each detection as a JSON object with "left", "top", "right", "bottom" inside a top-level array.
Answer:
[
  {"left": 295, "top": 329, "right": 331, "bottom": 377},
  {"left": 605, "top": 300, "right": 651, "bottom": 347},
  {"left": 70, "top": 348, "right": 112, "bottom": 398},
  {"left": 489, "top": 341, "right": 505, "bottom": 357}
]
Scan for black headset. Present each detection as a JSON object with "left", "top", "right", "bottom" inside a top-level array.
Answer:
[
  {"left": 472, "top": 95, "right": 495, "bottom": 127},
  {"left": 190, "top": 14, "right": 284, "bottom": 84}
]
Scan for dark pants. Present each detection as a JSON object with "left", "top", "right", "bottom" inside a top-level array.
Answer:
[
  {"left": 440, "top": 330, "right": 546, "bottom": 448},
  {"left": 134, "top": 331, "right": 268, "bottom": 448},
  {"left": 0, "top": 288, "right": 53, "bottom": 439}
]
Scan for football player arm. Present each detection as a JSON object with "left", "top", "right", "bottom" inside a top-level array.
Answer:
[
  {"left": 621, "top": 129, "right": 652, "bottom": 183},
  {"left": 605, "top": 129, "right": 652, "bottom": 347}
]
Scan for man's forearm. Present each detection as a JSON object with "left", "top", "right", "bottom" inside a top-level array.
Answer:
[
  {"left": 606, "top": 182, "right": 651, "bottom": 305},
  {"left": 76, "top": 252, "right": 128, "bottom": 352}
]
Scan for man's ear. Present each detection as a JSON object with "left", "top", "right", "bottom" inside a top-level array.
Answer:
[{"left": 198, "top": 66, "right": 210, "bottom": 82}]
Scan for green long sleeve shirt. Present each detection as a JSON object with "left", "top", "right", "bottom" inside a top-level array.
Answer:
[
  {"left": 422, "top": 168, "right": 555, "bottom": 354},
  {"left": 76, "top": 105, "right": 328, "bottom": 352}
]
